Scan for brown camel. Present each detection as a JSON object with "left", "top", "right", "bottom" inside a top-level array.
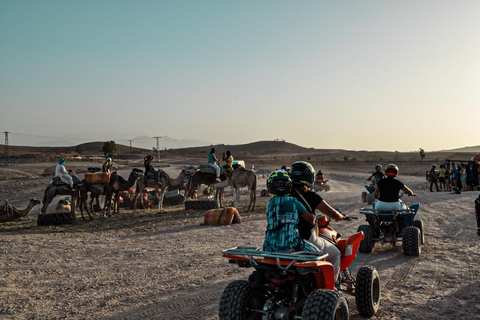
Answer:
[
  {"left": 185, "top": 170, "right": 228, "bottom": 201},
  {"left": 134, "top": 169, "right": 190, "bottom": 213},
  {"left": 0, "top": 199, "right": 41, "bottom": 223},
  {"left": 41, "top": 176, "right": 81, "bottom": 215},
  {"left": 80, "top": 169, "right": 143, "bottom": 219},
  {"left": 214, "top": 167, "right": 257, "bottom": 212}
]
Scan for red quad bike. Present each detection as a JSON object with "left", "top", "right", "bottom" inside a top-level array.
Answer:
[
  {"left": 313, "top": 179, "right": 331, "bottom": 192},
  {"left": 219, "top": 216, "right": 381, "bottom": 320}
]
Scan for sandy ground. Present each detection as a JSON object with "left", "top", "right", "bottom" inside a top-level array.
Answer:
[{"left": 1, "top": 158, "right": 480, "bottom": 319}]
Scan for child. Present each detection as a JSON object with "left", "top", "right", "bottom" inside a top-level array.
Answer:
[{"left": 263, "top": 170, "right": 319, "bottom": 253}]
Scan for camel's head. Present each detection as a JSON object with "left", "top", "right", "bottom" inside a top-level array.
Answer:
[{"left": 30, "top": 198, "right": 41, "bottom": 206}]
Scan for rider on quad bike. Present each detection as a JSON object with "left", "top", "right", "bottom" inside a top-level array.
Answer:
[
  {"left": 289, "top": 161, "right": 348, "bottom": 280},
  {"left": 366, "top": 164, "right": 386, "bottom": 192},
  {"left": 375, "top": 164, "right": 416, "bottom": 210}
]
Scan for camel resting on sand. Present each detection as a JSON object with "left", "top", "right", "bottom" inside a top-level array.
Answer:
[
  {"left": 214, "top": 167, "right": 257, "bottom": 212},
  {"left": 0, "top": 199, "right": 41, "bottom": 223}
]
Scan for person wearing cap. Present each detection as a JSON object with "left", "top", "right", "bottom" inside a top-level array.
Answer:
[{"left": 55, "top": 158, "right": 74, "bottom": 189}]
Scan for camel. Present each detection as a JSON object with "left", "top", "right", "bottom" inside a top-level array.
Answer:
[
  {"left": 80, "top": 168, "right": 143, "bottom": 219},
  {"left": 185, "top": 169, "right": 228, "bottom": 201},
  {"left": 0, "top": 199, "right": 41, "bottom": 223},
  {"left": 214, "top": 167, "right": 257, "bottom": 212},
  {"left": 41, "top": 175, "right": 81, "bottom": 215},
  {"left": 134, "top": 169, "right": 190, "bottom": 213}
]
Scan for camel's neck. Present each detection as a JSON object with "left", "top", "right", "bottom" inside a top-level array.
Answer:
[
  {"left": 168, "top": 172, "right": 186, "bottom": 187},
  {"left": 19, "top": 201, "right": 39, "bottom": 217}
]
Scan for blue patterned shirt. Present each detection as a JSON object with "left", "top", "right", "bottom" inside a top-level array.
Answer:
[{"left": 263, "top": 196, "right": 318, "bottom": 253}]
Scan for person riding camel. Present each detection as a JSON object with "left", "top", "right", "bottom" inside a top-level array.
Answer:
[
  {"left": 144, "top": 155, "right": 161, "bottom": 186},
  {"left": 375, "top": 164, "right": 415, "bottom": 210},
  {"left": 55, "top": 158, "right": 74, "bottom": 190},
  {"left": 102, "top": 157, "right": 113, "bottom": 173},
  {"left": 224, "top": 150, "right": 234, "bottom": 174},
  {"left": 208, "top": 148, "right": 222, "bottom": 182}
]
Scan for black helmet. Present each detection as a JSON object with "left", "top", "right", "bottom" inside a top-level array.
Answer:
[
  {"left": 267, "top": 170, "right": 292, "bottom": 196},
  {"left": 290, "top": 161, "right": 315, "bottom": 188},
  {"left": 375, "top": 164, "right": 382, "bottom": 171}
]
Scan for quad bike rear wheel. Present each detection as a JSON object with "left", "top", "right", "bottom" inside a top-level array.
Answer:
[
  {"left": 355, "top": 265, "right": 381, "bottom": 317},
  {"left": 403, "top": 226, "right": 421, "bottom": 256},
  {"left": 366, "top": 193, "right": 375, "bottom": 205},
  {"left": 413, "top": 220, "right": 425, "bottom": 245},
  {"left": 361, "top": 192, "right": 367, "bottom": 204},
  {"left": 357, "top": 225, "right": 374, "bottom": 253},
  {"left": 302, "top": 289, "right": 349, "bottom": 320},
  {"left": 218, "top": 280, "right": 265, "bottom": 320},
  {"left": 324, "top": 184, "right": 331, "bottom": 192}
]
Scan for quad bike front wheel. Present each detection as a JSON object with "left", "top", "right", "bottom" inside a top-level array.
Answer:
[
  {"left": 357, "top": 225, "right": 374, "bottom": 253},
  {"left": 218, "top": 280, "right": 265, "bottom": 320},
  {"left": 403, "top": 226, "right": 421, "bottom": 256},
  {"left": 302, "top": 289, "right": 349, "bottom": 320},
  {"left": 324, "top": 184, "right": 331, "bottom": 192},
  {"left": 355, "top": 265, "right": 381, "bottom": 317}
]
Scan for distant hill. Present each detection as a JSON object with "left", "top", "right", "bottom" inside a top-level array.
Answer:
[{"left": 442, "top": 145, "right": 480, "bottom": 153}]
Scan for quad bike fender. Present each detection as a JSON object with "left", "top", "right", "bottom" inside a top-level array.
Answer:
[
  {"left": 312, "top": 262, "right": 336, "bottom": 290},
  {"left": 337, "top": 231, "right": 364, "bottom": 272}
]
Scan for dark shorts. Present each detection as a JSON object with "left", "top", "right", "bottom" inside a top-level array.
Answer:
[{"left": 439, "top": 177, "right": 445, "bottom": 183}]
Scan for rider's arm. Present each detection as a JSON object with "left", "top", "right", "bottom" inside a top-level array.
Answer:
[
  {"left": 402, "top": 185, "right": 415, "bottom": 196},
  {"left": 299, "top": 210, "right": 316, "bottom": 226},
  {"left": 316, "top": 201, "right": 346, "bottom": 221},
  {"left": 375, "top": 186, "right": 380, "bottom": 195}
]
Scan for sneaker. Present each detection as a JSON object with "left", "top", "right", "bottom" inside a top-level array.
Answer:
[{"left": 216, "top": 178, "right": 221, "bottom": 182}]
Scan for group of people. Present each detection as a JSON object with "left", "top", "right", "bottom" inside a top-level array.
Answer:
[
  {"left": 262, "top": 161, "right": 417, "bottom": 279},
  {"left": 208, "top": 148, "right": 234, "bottom": 182},
  {"left": 429, "top": 161, "right": 479, "bottom": 192}
]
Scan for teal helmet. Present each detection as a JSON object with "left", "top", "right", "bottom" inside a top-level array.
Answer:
[
  {"left": 290, "top": 161, "right": 315, "bottom": 188},
  {"left": 59, "top": 158, "right": 66, "bottom": 165},
  {"left": 267, "top": 170, "right": 292, "bottom": 196}
]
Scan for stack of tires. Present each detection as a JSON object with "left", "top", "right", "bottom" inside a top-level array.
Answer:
[{"left": 37, "top": 212, "right": 76, "bottom": 226}]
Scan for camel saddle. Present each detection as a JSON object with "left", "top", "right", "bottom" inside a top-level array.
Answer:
[
  {"left": 52, "top": 175, "right": 80, "bottom": 186},
  {"left": 199, "top": 165, "right": 216, "bottom": 174}
]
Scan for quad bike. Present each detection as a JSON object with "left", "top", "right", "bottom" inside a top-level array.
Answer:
[
  {"left": 313, "top": 179, "right": 330, "bottom": 192},
  {"left": 219, "top": 215, "right": 381, "bottom": 320},
  {"left": 361, "top": 182, "right": 377, "bottom": 205},
  {"left": 357, "top": 200, "right": 423, "bottom": 256}
]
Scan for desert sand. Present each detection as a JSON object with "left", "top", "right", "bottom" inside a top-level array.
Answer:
[{"left": 1, "top": 157, "right": 479, "bottom": 320}]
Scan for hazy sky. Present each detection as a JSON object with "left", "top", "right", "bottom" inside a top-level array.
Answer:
[{"left": 1, "top": 1, "right": 479, "bottom": 152}]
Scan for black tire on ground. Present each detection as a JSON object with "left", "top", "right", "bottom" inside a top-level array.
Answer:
[
  {"left": 361, "top": 192, "right": 367, "bottom": 203},
  {"left": 37, "top": 212, "right": 77, "bottom": 226},
  {"left": 324, "top": 184, "right": 331, "bottom": 192},
  {"left": 302, "top": 289, "right": 349, "bottom": 320},
  {"left": 367, "top": 193, "right": 375, "bottom": 205},
  {"left": 355, "top": 265, "right": 381, "bottom": 317},
  {"left": 413, "top": 220, "right": 424, "bottom": 245},
  {"left": 218, "top": 280, "right": 265, "bottom": 320},
  {"left": 357, "top": 225, "right": 374, "bottom": 253},
  {"left": 403, "top": 226, "right": 421, "bottom": 256},
  {"left": 185, "top": 200, "right": 217, "bottom": 210}
]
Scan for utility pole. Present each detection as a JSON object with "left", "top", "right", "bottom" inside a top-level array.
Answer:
[
  {"left": 3, "top": 132, "right": 9, "bottom": 163},
  {"left": 154, "top": 136, "right": 161, "bottom": 163},
  {"left": 128, "top": 140, "right": 133, "bottom": 154}
]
